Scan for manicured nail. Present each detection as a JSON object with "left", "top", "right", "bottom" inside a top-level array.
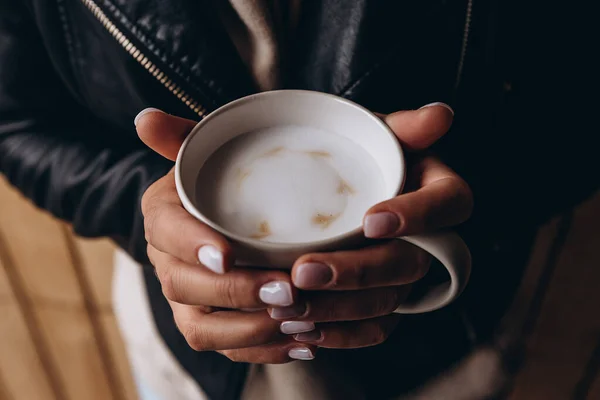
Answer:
[
  {"left": 294, "top": 330, "right": 322, "bottom": 342},
  {"left": 294, "top": 263, "right": 333, "bottom": 289},
  {"left": 259, "top": 281, "right": 293, "bottom": 306},
  {"left": 134, "top": 107, "right": 164, "bottom": 126},
  {"left": 198, "top": 245, "right": 224, "bottom": 274},
  {"left": 419, "top": 102, "right": 454, "bottom": 116},
  {"left": 280, "top": 321, "right": 315, "bottom": 335},
  {"left": 288, "top": 347, "right": 315, "bottom": 360},
  {"left": 363, "top": 212, "right": 399, "bottom": 238},
  {"left": 269, "top": 304, "right": 306, "bottom": 319}
]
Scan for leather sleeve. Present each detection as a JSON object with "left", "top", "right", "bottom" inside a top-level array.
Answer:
[{"left": 0, "top": 1, "right": 171, "bottom": 263}]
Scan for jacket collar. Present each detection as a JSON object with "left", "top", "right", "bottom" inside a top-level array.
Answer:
[{"left": 98, "top": 0, "right": 466, "bottom": 111}]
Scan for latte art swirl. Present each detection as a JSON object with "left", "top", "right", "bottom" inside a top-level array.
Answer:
[{"left": 233, "top": 146, "right": 356, "bottom": 238}]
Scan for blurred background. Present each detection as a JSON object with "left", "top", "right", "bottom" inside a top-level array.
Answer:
[{"left": 1, "top": 175, "right": 599, "bottom": 400}]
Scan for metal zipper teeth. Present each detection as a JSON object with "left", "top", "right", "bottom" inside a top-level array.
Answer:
[
  {"left": 454, "top": 0, "right": 473, "bottom": 90},
  {"left": 81, "top": 0, "right": 207, "bottom": 118}
]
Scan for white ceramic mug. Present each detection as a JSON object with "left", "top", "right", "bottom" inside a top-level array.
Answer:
[{"left": 175, "top": 90, "right": 471, "bottom": 314}]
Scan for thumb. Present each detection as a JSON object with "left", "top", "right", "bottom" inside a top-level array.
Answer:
[
  {"left": 134, "top": 108, "right": 198, "bottom": 161},
  {"left": 384, "top": 102, "right": 454, "bottom": 152}
]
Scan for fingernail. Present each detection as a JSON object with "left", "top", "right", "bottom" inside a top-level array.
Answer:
[
  {"left": 134, "top": 107, "right": 164, "bottom": 126},
  {"left": 269, "top": 304, "right": 306, "bottom": 319},
  {"left": 259, "top": 281, "right": 293, "bottom": 306},
  {"left": 419, "top": 102, "right": 454, "bottom": 116},
  {"left": 363, "top": 212, "right": 399, "bottom": 238},
  {"left": 294, "top": 330, "right": 322, "bottom": 342},
  {"left": 294, "top": 263, "right": 333, "bottom": 289},
  {"left": 198, "top": 245, "right": 225, "bottom": 274},
  {"left": 280, "top": 321, "right": 315, "bottom": 335},
  {"left": 288, "top": 347, "right": 315, "bottom": 360}
]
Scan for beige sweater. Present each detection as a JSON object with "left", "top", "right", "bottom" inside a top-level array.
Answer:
[{"left": 212, "top": 0, "right": 301, "bottom": 91}]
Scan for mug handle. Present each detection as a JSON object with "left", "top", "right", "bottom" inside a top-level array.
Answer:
[{"left": 393, "top": 231, "right": 471, "bottom": 314}]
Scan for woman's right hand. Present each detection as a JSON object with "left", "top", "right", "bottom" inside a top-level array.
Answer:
[{"left": 136, "top": 108, "right": 317, "bottom": 363}]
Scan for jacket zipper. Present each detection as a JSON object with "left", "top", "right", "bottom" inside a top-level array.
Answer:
[
  {"left": 83, "top": 0, "right": 472, "bottom": 113},
  {"left": 454, "top": 0, "right": 473, "bottom": 90},
  {"left": 80, "top": 0, "right": 208, "bottom": 118}
]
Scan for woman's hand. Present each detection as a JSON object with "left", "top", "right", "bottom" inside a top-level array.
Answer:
[
  {"left": 137, "top": 109, "right": 317, "bottom": 362},
  {"left": 268, "top": 103, "right": 473, "bottom": 349}
]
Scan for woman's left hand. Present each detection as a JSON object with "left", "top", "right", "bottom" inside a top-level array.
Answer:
[{"left": 269, "top": 103, "right": 473, "bottom": 349}]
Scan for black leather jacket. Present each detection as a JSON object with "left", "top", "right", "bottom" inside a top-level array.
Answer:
[{"left": 1, "top": 1, "right": 596, "bottom": 398}]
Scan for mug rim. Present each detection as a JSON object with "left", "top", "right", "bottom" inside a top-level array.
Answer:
[{"left": 175, "top": 89, "right": 406, "bottom": 250}]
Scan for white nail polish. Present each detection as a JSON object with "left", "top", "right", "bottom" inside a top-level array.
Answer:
[
  {"left": 288, "top": 347, "right": 315, "bottom": 360},
  {"left": 259, "top": 281, "right": 293, "bottom": 306},
  {"left": 280, "top": 321, "right": 315, "bottom": 335},
  {"left": 198, "top": 245, "right": 224, "bottom": 274},
  {"left": 419, "top": 102, "right": 454, "bottom": 116},
  {"left": 134, "top": 107, "right": 164, "bottom": 126}
]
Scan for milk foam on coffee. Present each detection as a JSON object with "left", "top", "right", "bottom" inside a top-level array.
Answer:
[{"left": 195, "top": 126, "right": 386, "bottom": 243}]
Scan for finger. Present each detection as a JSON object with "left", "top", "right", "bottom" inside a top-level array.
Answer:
[
  {"left": 219, "top": 339, "right": 317, "bottom": 363},
  {"left": 290, "top": 240, "right": 430, "bottom": 290},
  {"left": 135, "top": 108, "right": 198, "bottom": 160},
  {"left": 270, "top": 285, "right": 411, "bottom": 322},
  {"left": 149, "top": 245, "right": 297, "bottom": 308},
  {"left": 170, "top": 301, "right": 283, "bottom": 350},
  {"left": 293, "top": 315, "right": 401, "bottom": 349},
  {"left": 142, "top": 172, "right": 233, "bottom": 273},
  {"left": 363, "top": 156, "right": 473, "bottom": 238},
  {"left": 383, "top": 102, "right": 454, "bottom": 151}
]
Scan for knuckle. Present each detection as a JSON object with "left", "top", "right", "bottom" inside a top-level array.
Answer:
[
  {"left": 142, "top": 201, "right": 162, "bottom": 244},
  {"left": 159, "top": 264, "right": 184, "bottom": 303},
  {"left": 172, "top": 313, "right": 187, "bottom": 337},
  {"left": 183, "top": 323, "right": 212, "bottom": 351},
  {"left": 369, "top": 288, "right": 400, "bottom": 317},
  {"left": 455, "top": 177, "right": 473, "bottom": 201},
  {"left": 214, "top": 276, "right": 241, "bottom": 308},
  {"left": 146, "top": 244, "right": 156, "bottom": 266},
  {"left": 159, "top": 268, "right": 175, "bottom": 300},
  {"left": 154, "top": 258, "right": 169, "bottom": 284},
  {"left": 140, "top": 185, "right": 156, "bottom": 216}
]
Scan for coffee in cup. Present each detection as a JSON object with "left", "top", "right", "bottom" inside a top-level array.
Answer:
[{"left": 195, "top": 125, "right": 387, "bottom": 243}]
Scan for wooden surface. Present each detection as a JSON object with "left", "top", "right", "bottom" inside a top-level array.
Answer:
[
  {"left": 0, "top": 175, "right": 599, "bottom": 400},
  {"left": 0, "top": 177, "right": 138, "bottom": 400}
]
